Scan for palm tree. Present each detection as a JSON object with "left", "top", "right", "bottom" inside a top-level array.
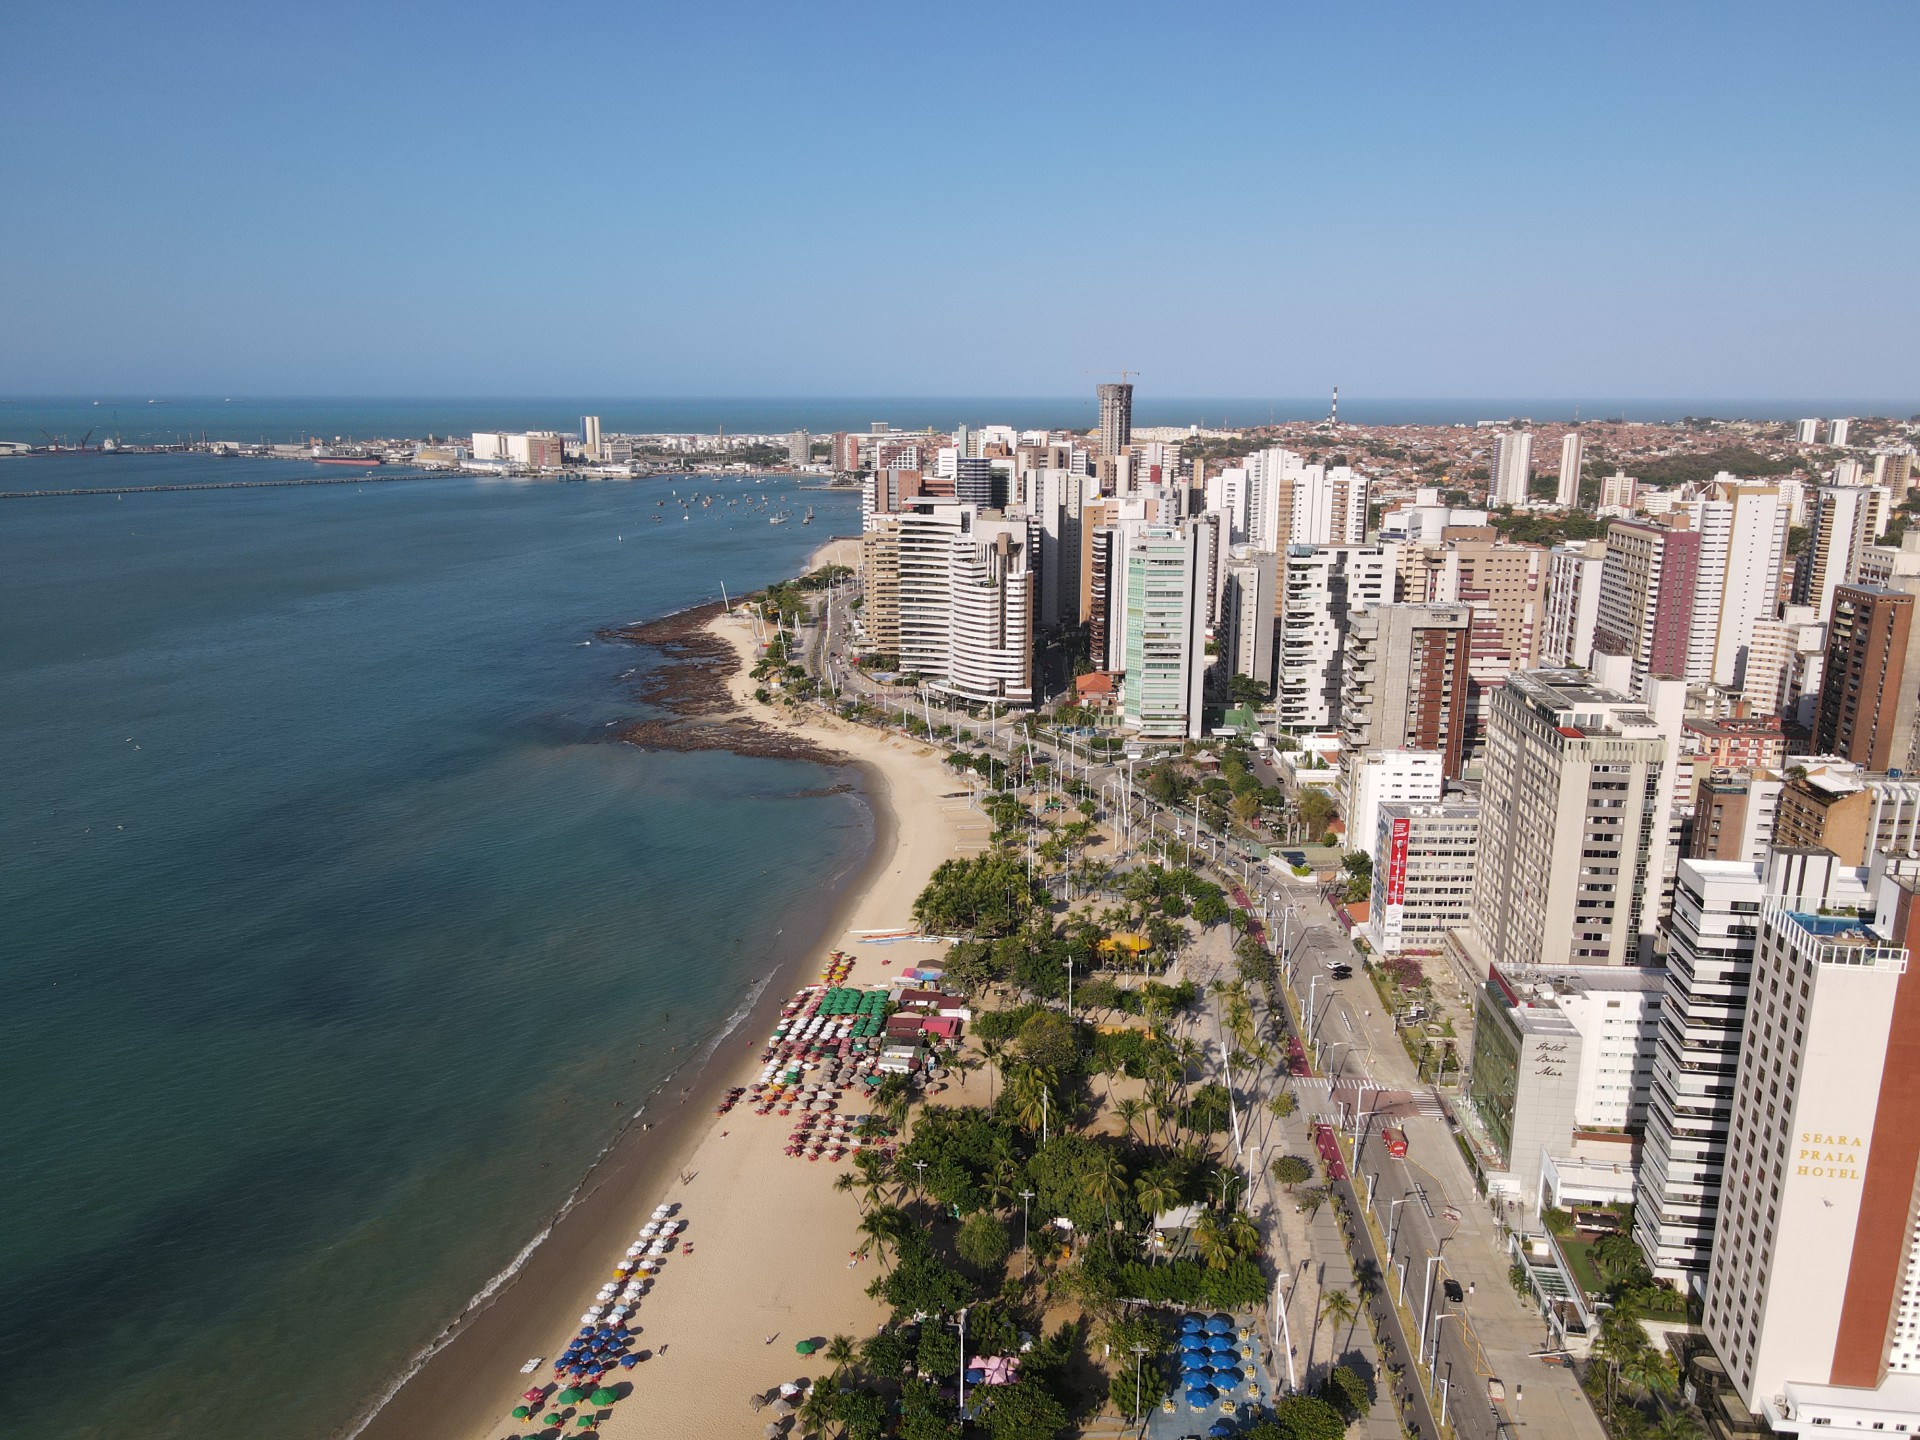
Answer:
[
  {"left": 980, "top": 1037, "right": 1009, "bottom": 1102},
  {"left": 1224, "top": 1209, "right": 1260, "bottom": 1257},
  {"left": 1192, "top": 1212, "right": 1236, "bottom": 1271},
  {"left": 1084, "top": 1148, "right": 1127, "bottom": 1250},
  {"left": 858, "top": 1205, "right": 909, "bottom": 1271},
  {"left": 1134, "top": 1167, "right": 1182, "bottom": 1229},
  {"left": 1320, "top": 1288, "right": 1358, "bottom": 1355},
  {"left": 799, "top": 1374, "right": 841, "bottom": 1436},
  {"left": 833, "top": 1170, "right": 865, "bottom": 1212},
  {"left": 1007, "top": 1064, "right": 1057, "bottom": 1135},
  {"left": 1114, "top": 1096, "right": 1146, "bottom": 1142},
  {"left": 824, "top": 1333, "right": 856, "bottom": 1378}
]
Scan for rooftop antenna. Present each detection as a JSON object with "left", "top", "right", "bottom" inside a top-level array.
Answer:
[{"left": 1330, "top": 386, "right": 1339, "bottom": 427}]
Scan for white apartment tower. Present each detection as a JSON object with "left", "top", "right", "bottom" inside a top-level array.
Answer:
[
  {"left": 895, "top": 500, "right": 1035, "bottom": 703},
  {"left": 1634, "top": 857, "right": 1766, "bottom": 1287},
  {"left": 1557, "top": 431, "right": 1585, "bottom": 507},
  {"left": 1491, "top": 430, "right": 1535, "bottom": 507},
  {"left": 1542, "top": 541, "right": 1608, "bottom": 668},
  {"left": 1120, "top": 524, "right": 1209, "bottom": 739},
  {"left": 581, "top": 415, "right": 603, "bottom": 461},
  {"left": 1278, "top": 545, "right": 1398, "bottom": 730},
  {"left": 1218, "top": 547, "right": 1278, "bottom": 696}
]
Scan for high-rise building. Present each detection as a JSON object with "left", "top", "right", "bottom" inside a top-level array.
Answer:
[
  {"left": 1217, "top": 548, "right": 1278, "bottom": 696},
  {"left": 858, "top": 521, "right": 901, "bottom": 656},
  {"left": 1829, "top": 417, "right": 1852, "bottom": 447},
  {"left": 1465, "top": 669, "right": 1671, "bottom": 970},
  {"left": 1812, "top": 584, "right": 1920, "bottom": 772},
  {"left": 787, "top": 429, "right": 811, "bottom": 466},
  {"left": 1097, "top": 383, "right": 1133, "bottom": 459},
  {"left": 1633, "top": 856, "right": 1766, "bottom": 1286},
  {"left": 1798, "top": 418, "right": 1822, "bottom": 445},
  {"left": 954, "top": 456, "right": 994, "bottom": 507},
  {"left": 1020, "top": 466, "right": 1084, "bottom": 629},
  {"left": 1557, "top": 431, "right": 1585, "bottom": 507},
  {"left": 1794, "top": 484, "right": 1880, "bottom": 620},
  {"left": 1491, "top": 430, "right": 1535, "bottom": 507},
  {"left": 1370, "top": 798, "right": 1481, "bottom": 955},
  {"left": 946, "top": 516, "right": 1035, "bottom": 704},
  {"left": 1705, "top": 483, "right": 1790, "bottom": 689},
  {"left": 831, "top": 431, "right": 859, "bottom": 471},
  {"left": 1701, "top": 861, "right": 1920, "bottom": 1431},
  {"left": 1593, "top": 518, "right": 1702, "bottom": 693},
  {"left": 1120, "top": 523, "right": 1209, "bottom": 738},
  {"left": 581, "top": 415, "right": 603, "bottom": 461},
  {"left": 1543, "top": 541, "right": 1608, "bottom": 667},
  {"left": 1277, "top": 545, "right": 1398, "bottom": 729},
  {"left": 1338, "top": 604, "right": 1474, "bottom": 779},
  {"left": 1744, "top": 604, "right": 1827, "bottom": 717}
]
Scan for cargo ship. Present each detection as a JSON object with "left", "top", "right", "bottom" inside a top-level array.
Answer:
[{"left": 310, "top": 444, "right": 384, "bottom": 465}]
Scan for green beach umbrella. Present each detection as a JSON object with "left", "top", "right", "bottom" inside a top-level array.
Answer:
[
  {"left": 555, "top": 1387, "right": 586, "bottom": 1405},
  {"left": 588, "top": 1388, "right": 619, "bottom": 1406},
  {"left": 512, "top": 1405, "right": 533, "bottom": 1419},
  {"left": 794, "top": 1339, "right": 817, "bottom": 1354},
  {"left": 545, "top": 1413, "right": 564, "bottom": 1425},
  {"left": 577, "top": 1417, "right": 596, "bottom": 1429}
]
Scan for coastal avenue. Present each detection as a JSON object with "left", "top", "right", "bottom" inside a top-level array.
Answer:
[{"left": 800, "top": 575, "right": 1602, "bottom": 1440}]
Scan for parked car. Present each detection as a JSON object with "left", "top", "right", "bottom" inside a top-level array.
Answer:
[{"left": 1443, "top": 1278, "right": 1465, "bottom": 1303}]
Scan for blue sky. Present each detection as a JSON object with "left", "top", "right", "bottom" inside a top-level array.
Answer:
[{"left": 3, "top": 1, "right": 1915, "bottom": 400}]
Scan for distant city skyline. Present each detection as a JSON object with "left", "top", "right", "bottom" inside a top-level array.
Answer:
[{"left": 3, "top": 2, "right": 1916, "bottom": 398}]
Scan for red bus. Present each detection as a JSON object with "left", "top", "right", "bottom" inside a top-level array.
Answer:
[{"left": 1382, "top": 1126, "right": 1409, "bottom": 1158}]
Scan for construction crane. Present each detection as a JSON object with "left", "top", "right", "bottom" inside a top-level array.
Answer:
[{"left": 1082, "top": 369, "right": 1142, "bottom": 384}]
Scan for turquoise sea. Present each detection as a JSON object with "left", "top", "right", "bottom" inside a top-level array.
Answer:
[{"left": 0, "top": 451, "right": 866, "bottom": 1439}]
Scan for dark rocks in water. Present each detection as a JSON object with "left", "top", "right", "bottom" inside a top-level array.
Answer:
[{"left": 598, "top": 599, "right": 849, "bottom": 767}]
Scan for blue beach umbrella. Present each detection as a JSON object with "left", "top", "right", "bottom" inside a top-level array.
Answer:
[
  {"left": 1181, "top": 1316, "right": 1205, "bottom": 1333},
  {"left": 1185, "top": 1387, "right": 1216, "bottom": 1407},
  {"left": 1205, "top": 1316, "right": 1233, "bottom": 1334},
  {"left": 1214, "top": 1367, "right": 1244, "bottom": 1385},
  {"left": 1182, "top": 1371, "right": 1213, "bottom": 1389},
  {"left": 1209, "top": 1424, "right": 1235, "bottom": 1438}
]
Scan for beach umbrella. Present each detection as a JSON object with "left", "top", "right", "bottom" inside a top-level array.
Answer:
[
  {"left": 1181, "top": 1370, "right": 1213, "bottom": 1388},
  {"left": 769, "top": 1398, "right": 797, "bottom": 1416},
  {"left": 589, "top": 1389, "right": 619, "bottom": 1407},
  {"left": 794, "top": 1339, "right": 817, "bottom": 1354},
  {"left": 1180, "top": 1316, "right": 1205, "bottom": 1333},
  {"left": 1185, "top": 1387, "right": 1216, "bottom": 1407},
  {"left": 524, "top": 1388, "right": 548, "bottom": 1402},
  {"left": 576, "top": 1418, "right": 595, "bottom": 1429},
  {"left": 555, "top": 1387, "right": 586, "bottom": 1405},
  {"left": 512, "top": 1406, "right": 533, "bottom": 1419},
  {"left": 1209, "top": 1425, "right": 1235, "bottom": 1438},
  {"left": 545, "top": 1414, "right": 563, "bottom": 1425},
  {"left": 1205, "top": 1316, "right": 1233, "bottom": 1334}
]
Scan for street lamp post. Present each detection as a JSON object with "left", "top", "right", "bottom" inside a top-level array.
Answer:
[
  {"left": 1428, "top": 1311, "right": 1458, "bottom": 1389},
  {"left": 1270, "top": 1276, "right": 1298, "bottom": 1393},
  {"left": 1019, "top": 1188, "right": 1035, "bottom": 1271},
  {"left": 956, "top": 1306, "right": 970, "bottom": 1412},
  {"left": 1132, "top": 1342, "right": 1149, "bottom": 1424},
  {"left": 1418, "top": 1256, "right": 1443, "bottom": 1361},
  {"left": 1387, "top": 1195, "right": 1416, "bottom": 1258}
]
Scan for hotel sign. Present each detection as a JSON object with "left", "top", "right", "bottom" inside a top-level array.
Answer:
[
  {"left": 1796, "top": 1130, "right": 1865, "bottom": 1182},
  {"left": 1386, "top": 817, "right": 1411, "bottom": 905}
]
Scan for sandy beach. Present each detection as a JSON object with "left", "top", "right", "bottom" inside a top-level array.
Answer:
[{"left": 358, "top": 602, "right": 979, "bottom": 1440}]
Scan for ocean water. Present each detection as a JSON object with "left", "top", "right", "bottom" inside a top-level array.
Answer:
[
  {"left": 0, "top": 454, "right": 867, "bottom": 1439},
  {"left": 6, "top": 392, "right": 1914, "bottom": 450}
]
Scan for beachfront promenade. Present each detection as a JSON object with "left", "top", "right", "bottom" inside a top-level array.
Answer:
[{"left": 794, "top": 574, "right": 1605, "bottom": 1440}]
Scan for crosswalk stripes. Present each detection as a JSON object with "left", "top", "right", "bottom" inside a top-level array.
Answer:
[{"left": 1409, "top": 1088, "right": 1449, "bottom": 1118}]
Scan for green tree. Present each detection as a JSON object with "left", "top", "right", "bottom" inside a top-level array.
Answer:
[
  {"left": 958, "top": 1211, "right": 1012, "bottom": 1270},
  {"left": 824, "top": 1332, "right": 856, "bottom": 1377},
  {"left": 1269, "top": 1089, "right": 1299, "bottom": 1121},
  {"left": 1229, "top": 673, "right": 1270, "bottom": 707},
  {"left": 1271, "top": 1154, "right": 1313, "bottom": 1189},
  {"left": 975, "top": 1376, "right": 1070, "bottom": 1440},
  {"left": 1016, "top": 1009, "right": 1079, "bottom": 1072},
  {"left": 1320, "top": 1288, "right": 1358, "bottom": 1349},
  {"left": 1297, "top": 789, "right": 1337, "bottom": 843},
  {"left": 1321, "top": 1363, "right": 1372, "bottom": 1419},
  {"left": 1247, "top": 1393, "right": 1351, "bottom": 1440}
]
